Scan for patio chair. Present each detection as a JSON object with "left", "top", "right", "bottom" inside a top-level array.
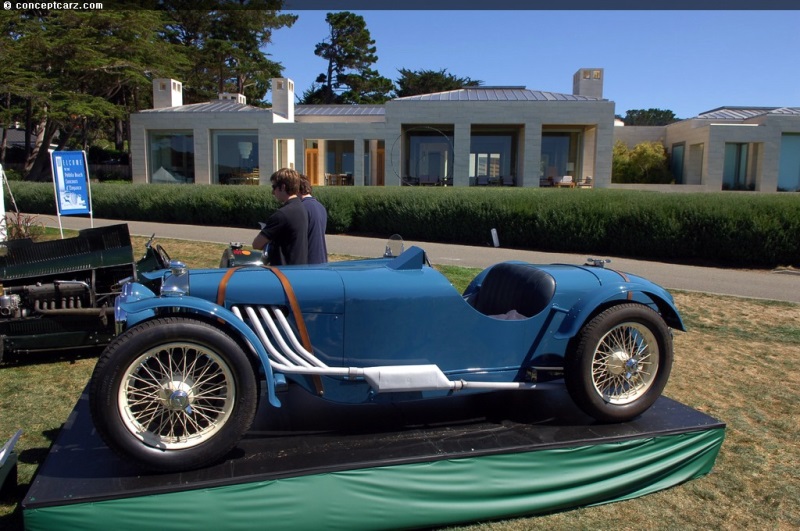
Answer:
[{"left": 556, "top": 176, "right": 575, "bottom": 188}]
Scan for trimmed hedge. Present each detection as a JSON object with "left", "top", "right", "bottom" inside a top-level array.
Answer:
[{"left": 6, "top": 182, "right": 799, "bottom": 268}]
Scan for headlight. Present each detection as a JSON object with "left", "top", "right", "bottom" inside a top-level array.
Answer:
[{"left": 160, "top": 260, "right": 190, "bottom": 297}]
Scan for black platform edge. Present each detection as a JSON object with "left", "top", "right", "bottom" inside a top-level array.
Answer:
[{"left": 24, "top": 384, "right": 725, "bottom": 510}]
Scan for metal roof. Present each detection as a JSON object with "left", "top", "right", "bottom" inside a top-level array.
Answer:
[
  {"left": 295, "top": 105, "right": 385, "bottom": 116},
  {"left": 141, "top": 101, "right": 270, "bottom": 113},
  {"left": 768, "top": 107, "right": 800, "bottom": 115},
  {"left": 394, "top": 87, "right": 602, "bottom": 102},
  {"left": 0, "top": 128, "right": 26, "bottom": 147},
  {"left": 695, "top": 106, "right": 800, "bottom": 120}
]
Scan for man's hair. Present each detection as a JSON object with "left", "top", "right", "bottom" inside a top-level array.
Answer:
[
  {"left": 299, "top": 176, "right": 312, "bottom": 195},
  {"left": 270, "top": 168, "right": 301, "bottom": 195}
]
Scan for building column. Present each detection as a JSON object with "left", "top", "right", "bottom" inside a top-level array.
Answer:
[
  {"left": 705, "top": 128, "right": 725, "bottom": 190},
  {"left": 368, "top": 139, "right": 379, "bottom": 186},
  {"left": 193, "top": 128, "right": 211, "bottom": 184},
  {"left": 757, "top": 127, "right": 781, "bottom": 192},
  {"left": 386, "top": 125, "right": 403, "bottom": 186},
  {"left": 353, "top": 138, "right": 365, "bottom": 186},
  {"left": 453, "top": 122, "right": 470, "bottom": 187},
  {"left": 521, "top": 122, "right": 542, "bottom": 188},
  {"left": 592, "top": 121, "right": 614, "bottom": 188},
  {"left": 581, "top": 126, "right": 597, "bottom": 184}
]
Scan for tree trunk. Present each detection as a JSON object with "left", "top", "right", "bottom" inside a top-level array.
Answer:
[
  {"left": 0, "top": 93, "right": 9, "bottom": 163},
  {"left": 24, "top": 114, "right": 49, "bottom": 174},
  {"left": 115, "top": 118, "right": 124, "bottom": 152},
  {"left": 24, "top": 98, "right": 33, "bottom": 159},
  {"left": 24, "top": 117, "right": 68, "bottom": 182}
]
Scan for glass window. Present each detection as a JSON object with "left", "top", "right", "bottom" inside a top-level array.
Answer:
[
  {"left": 212, "top": 131, "right": 258, "bottom": 185},
  {"left": 541, "top": 132, "right": 579, "bottom": 181},
  {"left": 470, "top": 135, "right": 513, "bottom": 183},
  {"left": 671, "top": 143, "right": 685, "bottom": 184},
  {"left": 406, "top": 131, "right": 453, "bottom": 185},
  {"left": 326, "top": 140, "right": 355, "bottom": 175},
  {"left": 723, "top": 143, "right": 749, "bottom": 191},
  {"left": 778, "top": 134, "right": 800, "bottom": 192},
  {"left": 148, "top": 131, "right": 194, "bottom": 184}
]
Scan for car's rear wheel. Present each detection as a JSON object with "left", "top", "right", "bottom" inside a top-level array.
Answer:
[
  {"left": 565, "top": 304, "right": 673, "bottom": 422},
  {"left": 90, "top": 317, "right": 258, "bottom": 472}
]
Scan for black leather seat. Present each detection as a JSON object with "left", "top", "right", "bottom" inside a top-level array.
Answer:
[{"left": 472, "top": 263, "right": 556, "bottom": 318}]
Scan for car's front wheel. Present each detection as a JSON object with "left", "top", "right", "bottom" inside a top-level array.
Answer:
[
  {"left": 565, "top": 304, "right": 673, "bottom": 422},
  {"left": 90, "top": 317, "right": 258, "bottom": 472}
]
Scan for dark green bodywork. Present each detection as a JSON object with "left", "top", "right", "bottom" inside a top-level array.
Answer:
[{"left": 0, "top": 224, "right": 137, "bottom": 360}]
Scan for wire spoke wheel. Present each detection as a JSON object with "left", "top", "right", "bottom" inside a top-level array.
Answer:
[
  {"left": 590, "top": 322, "right": 659, "bottom": 404},
  {"left": 565, "top": 304, "right": 673, "bottom": 422},
  {"left": 119, "top": 342, "right": 236, "bottom": 450},
  {"left": 91, "top": 317, "right": 259, "bottom": 472}
]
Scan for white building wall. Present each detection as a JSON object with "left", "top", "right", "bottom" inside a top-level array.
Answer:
[
  {"left": 385, "top": 99, "right": 615, "bottom": 187},
  {"left": 131, "top": 92, "right": 614, "bottom": 188},
  {"left": 131, "top": 109, "right": 270, "bottom": 184},
  {"left": 613, "top": 126, "right": 666, "bottom": 148}
]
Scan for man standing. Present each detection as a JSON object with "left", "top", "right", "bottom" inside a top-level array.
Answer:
[
  {"left": 299, "top": 176, "right": 328, "bottom": 264},
  {"left": 253, "top": 168, "right": 308, "bottom": 265}
]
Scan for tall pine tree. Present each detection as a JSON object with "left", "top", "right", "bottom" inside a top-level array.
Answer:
[{"left": 302, "top": 12, "right": 392, "bottom": 104}]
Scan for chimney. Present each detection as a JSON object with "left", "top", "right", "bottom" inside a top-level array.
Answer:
[
  {"left": 153, "top": 79, "right": 183, "bottom": 109},
  {"left": 218, "top": 93, "right": 247, "bottom": 104},
  {"left": 271, "top": 78, "right": 295, "bottom": 122},
  {"left": 572, "top": 68, "right": 604, "bottom": 99}
]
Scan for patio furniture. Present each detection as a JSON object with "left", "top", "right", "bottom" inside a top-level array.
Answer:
[{"left": 556, "top": 176, "right": 575, "bottom": 188}]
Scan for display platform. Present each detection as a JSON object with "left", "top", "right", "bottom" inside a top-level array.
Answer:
[{"left": 23, "top": 384, "right": 725, "bottom": 530}]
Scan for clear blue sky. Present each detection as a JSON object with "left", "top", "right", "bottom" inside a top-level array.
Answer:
[{"left": 266, "top": 10, "right": 799, "bottom": 119}]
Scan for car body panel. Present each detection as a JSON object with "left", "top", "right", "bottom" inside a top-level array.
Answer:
[{"left": 114, "top": 245, "right": 683, "bottom": 406}]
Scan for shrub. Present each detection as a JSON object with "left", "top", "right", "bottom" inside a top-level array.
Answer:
[
  {"left": 612, "top": 141, "right": 673, "bottom": 184},
  {"left": 5, "top": 182, "right": 799, "bottom": 268}
]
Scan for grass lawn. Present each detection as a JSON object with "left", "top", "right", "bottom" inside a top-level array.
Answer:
[{"left": 1, "top": 236, "right": 798, "bottom": 529}]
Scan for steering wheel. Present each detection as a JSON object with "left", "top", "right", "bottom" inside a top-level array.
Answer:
[{"left": 155, "top": 244, "right": 171, "bottom": 269}]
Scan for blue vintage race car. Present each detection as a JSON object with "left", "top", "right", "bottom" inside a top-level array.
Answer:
[{"left": 89, "top": 240, "right": 684, "bottom": 472}]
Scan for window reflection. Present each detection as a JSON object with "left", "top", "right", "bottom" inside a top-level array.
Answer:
[
  {"left": 470, "top": 134, "right": 514, "bottom": 185},
  {"left": 406, "top": 130, "right": 453, "bottom": 185},
  {"left": 541, "top": 132, "right": 579, "bottom": 182},
  {"left": 148, "top": 132, "right": 194, "bottom": 184},
  {"left": 212, "top": 131, "right": 259, "bottom": 185},
  {"left": 326, "top": 140, "right": 355, "bottom": 175}
]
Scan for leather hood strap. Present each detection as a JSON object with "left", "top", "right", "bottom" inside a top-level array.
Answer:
[{"left": 265, "top": 266, "right": 313, "bottom": 353}]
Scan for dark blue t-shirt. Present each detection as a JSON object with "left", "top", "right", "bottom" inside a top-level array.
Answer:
[
  {"left": 260, "top": 197, "right": 308, "bottom": 265},
  {"left": 302, "top": 196, "right": 328, "bottom": 264}
]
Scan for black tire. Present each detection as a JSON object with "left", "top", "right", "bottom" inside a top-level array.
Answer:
[
  {"left": 89, "top": 317, "right": 258, "bottom": 472},
  {"left": 565, "top": 303, "right": 673, "bottom": 422}
]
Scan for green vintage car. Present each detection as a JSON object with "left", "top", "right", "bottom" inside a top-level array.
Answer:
[{"left": 0, "top": 224, "right": 169, "bottom": 361}]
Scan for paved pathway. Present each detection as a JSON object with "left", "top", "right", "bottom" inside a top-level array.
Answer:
[{"left": 46, "top": 215, "right": 800, "bottom": 304}]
